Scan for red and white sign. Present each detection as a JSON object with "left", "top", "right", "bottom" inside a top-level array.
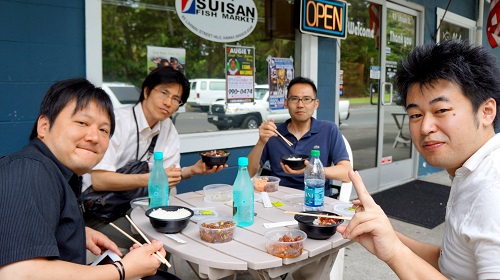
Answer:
[{"left": 176, "top": 0, "right": 258, "bottom": 43}]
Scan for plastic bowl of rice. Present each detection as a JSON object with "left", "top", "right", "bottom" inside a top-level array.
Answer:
[
  {"left": 145, "top": 206, "right": 194, "bottom": 233},
  {"left": 280, "top": 154, "right": 309, "bottom": 170}
]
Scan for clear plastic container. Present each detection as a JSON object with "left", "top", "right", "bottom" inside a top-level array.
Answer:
[
  {"left": 203, "top": 184, "right": 233, "bottom": 203},
  {"left": 253, "top": 175, "right": 280, "bottom": 192},
  {"left": 265, "top": 229, "right": 307, "bottom": 258},
  {"left": 198, "top": 217, "right": 236, "bottom": 243}
]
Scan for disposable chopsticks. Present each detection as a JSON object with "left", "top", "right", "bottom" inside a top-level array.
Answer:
[
  {"left": 109, "top": 221, "right": 171, "bottom": 267},
  {"left": 263, "top": 119, "right": 293, "bottom": 146},
  {"left": 283, "top": 210, "right": 352, "bottom": 220}
]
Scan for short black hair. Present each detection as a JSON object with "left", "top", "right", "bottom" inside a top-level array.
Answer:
[
  {"left": 396, "top": 40, "right": 500, "bottom": 128},
  {"left": 139, "top": 66, "right": 190, "bottom": 106},
  {"left": 29, "top": 78, "right": 115, "bottom": 140},
  {"left": 287, "top": 76, "right": 317, "bottom": 98}
]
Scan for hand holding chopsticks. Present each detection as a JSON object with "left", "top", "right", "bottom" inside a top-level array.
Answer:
[
  {"left": 110, "top": 218, "right": 171, "bottom": 267},
  {"left": 284, "top": 210, "right": 352, "bottom": 220},
  {"left": 263, "top": 119, "right": 293, "bottom": 146}
]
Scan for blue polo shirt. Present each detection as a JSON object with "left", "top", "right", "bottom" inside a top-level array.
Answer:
[{"left": 260, "top": 118, "right": 349, "bottom": 192}]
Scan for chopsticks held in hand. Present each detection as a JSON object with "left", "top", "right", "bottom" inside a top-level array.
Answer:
[
  {"left": 109, "top": 219, "right": 171, "bottom": 267},
  {"left": 263, "top": 119, "right": 293, "bottom": 146},
  {"left": 283, "top": 210, "right": 352, "bottom": 220}
]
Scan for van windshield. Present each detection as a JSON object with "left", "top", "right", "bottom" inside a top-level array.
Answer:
[{"left": 109, "top": 86, "right": 140, "bottom": 104}]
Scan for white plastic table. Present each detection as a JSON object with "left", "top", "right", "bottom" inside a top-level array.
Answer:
[{"left": 131, "top": 186, "right": 352, "bottom": 280}]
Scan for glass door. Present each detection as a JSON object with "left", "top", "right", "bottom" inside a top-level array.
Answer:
[{"left": 340, "top": 1, "right": 422, "bottom": 194}]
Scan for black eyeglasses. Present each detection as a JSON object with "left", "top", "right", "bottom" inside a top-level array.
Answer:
[
  {"left": 287, "top": 96, "right": 316, "bottom": 104},
  {"left": 153, "top": 88, "right": 183, "bottom": 106}
]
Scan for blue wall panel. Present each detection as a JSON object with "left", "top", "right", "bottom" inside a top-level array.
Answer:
[
  {"left": 317, "top": 37, "right": 338, "bottom": 122},
  {"left": 0, "top": 0, "right": 85, "bottom": 156}
]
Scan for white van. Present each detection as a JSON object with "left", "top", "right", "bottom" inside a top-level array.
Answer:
[
  {"left": 101, "top": 82, "right": 140, "bottom": 109},
  {"left": 186, "top": 78, "right": 226, "bottom": 112}
]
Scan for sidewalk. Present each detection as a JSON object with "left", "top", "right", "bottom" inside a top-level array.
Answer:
[{"left": 343, "top": 170, "right": 450, "bottom": 279}]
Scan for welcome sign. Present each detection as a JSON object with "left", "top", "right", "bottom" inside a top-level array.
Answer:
[
  {"left": 299, "top": 0, "right": 348, "bottom": 39},
  {"left": 176, "top": 0, "right": 258, "bottom": 43}
]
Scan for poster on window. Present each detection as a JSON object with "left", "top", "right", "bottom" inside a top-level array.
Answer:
[
  {"left": 147, "top": 46, "right": 186, "bottom": 73},
  {"left": 268, "top": 57, "right": 294, "bottom": 110},
  {"left": 225, "top": 45, "right": 255, "bottom": 103}
]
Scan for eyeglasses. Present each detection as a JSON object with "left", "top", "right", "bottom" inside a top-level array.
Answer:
[
  {"left": 153, "top": 88, "right": 183, "bottom": 106},
  {"left": 287, "top": 96, "right": 316, "bottom": 104}
]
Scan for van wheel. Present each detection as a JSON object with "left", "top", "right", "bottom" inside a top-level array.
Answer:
[
  {"left": 200, "top": 106, "right": 210, "bottom": 112},
  {"left": 241, "top": 116, "right": 259, "bottom": 129}
]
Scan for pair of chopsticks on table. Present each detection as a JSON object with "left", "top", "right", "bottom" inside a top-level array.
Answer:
[
  {"left": 284, "top": 211, "right": 352, "bottom": 220},
  {"left": 263, "top": 119, "right": 293, "bottom": 146},
  {"left": 109, "top": 215, "right": 171, "bottom": 267}
]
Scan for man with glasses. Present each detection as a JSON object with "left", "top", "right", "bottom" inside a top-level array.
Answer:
[
  {"left": 248, "top": 76, "right": 351, "bottom": 193},
  {"left": 82, "top": 66, "right": 225, "bottom": 247}
]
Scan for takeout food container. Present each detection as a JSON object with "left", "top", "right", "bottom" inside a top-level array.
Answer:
[
  {"left": 199, "top": 150, "right": 230, "bottom": 167},
  {"left": 203, "top": 184, "right": 233, "bottom": 203},
  {"left": 198, "top": 217, "right": 236, "bottom": 243},
  {"left": 253, "top": 175, "right": 280, "bottom": 192},
  {"left": 294, "top": 211, "right": 343, "bottom": 240},
  {"left": 280, "top": 154, "right": 308, "bottom": 170},
  {"left": 130, "top": 196, "right": 149, "bottom": 211},
  {"left": 145, "top": 206, "right": 194, "bottom": 234},
  {"left": 265, "top": 229, "right": 306, "bottom": 258}
]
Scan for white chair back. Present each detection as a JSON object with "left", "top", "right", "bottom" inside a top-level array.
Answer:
[{"left": 338, "top": 135, "right": 353, "bottom": 202}]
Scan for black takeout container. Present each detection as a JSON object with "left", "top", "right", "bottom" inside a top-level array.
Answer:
[
  {"left": 294, "top": 211, "right": 343, "bottom": 240},
  {"left": 145, "top": 206, "right": 194, "bottom": 234},
  {"left": 280, "top": 154, "right": 308, "bottom": 170}
]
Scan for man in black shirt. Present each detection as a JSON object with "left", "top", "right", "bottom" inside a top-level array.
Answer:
[{"left": 0, "top": 78, "right": 166, "bottom": 279}]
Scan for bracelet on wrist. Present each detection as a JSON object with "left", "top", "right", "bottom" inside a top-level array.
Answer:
[
  {"left": 116, "top": 261, "right": 125, "bottom": 280},
  {"left": 111, "top": 262, "right": 122, "bottom": 280}
]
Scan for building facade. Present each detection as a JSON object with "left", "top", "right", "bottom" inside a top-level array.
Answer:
[{"left": 1, "top": 0, "right": 499, "bottom": 194}]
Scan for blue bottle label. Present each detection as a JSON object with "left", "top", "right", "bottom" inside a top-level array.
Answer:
[{"left": 304, "top": 179, "right": 325, "bottom": 207}]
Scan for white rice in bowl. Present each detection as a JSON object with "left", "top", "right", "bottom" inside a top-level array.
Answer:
[
  {"left": 286, "top": 157, "right": 304, "bottom": 160},
  {"left": 149, "top": 208, "right": 191, "bottom": 220}
]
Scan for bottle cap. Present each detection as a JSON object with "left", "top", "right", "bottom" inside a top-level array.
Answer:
[
  {"left": 238, "top": 157, "right": 249, "bottom": 166},
  {"left": 154, "top": 151, "right": 163, "bottom": 160},
  {"left": 310, "top": 149, "right": 320, "bottom": 157}
]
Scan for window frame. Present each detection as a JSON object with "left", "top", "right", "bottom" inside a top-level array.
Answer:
[{"left": 85, "top": 0, "right": 312, "bottom": 153}]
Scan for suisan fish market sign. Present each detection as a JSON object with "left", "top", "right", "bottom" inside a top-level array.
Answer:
[{"left": 176, "top": 0, "right": 258, "bottom": 42}]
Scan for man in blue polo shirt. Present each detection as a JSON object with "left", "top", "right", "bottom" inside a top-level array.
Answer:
[{"left": 248, "top": 76, "right": 351, "bottom": 194}]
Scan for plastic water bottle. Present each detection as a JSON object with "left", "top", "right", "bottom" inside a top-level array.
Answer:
[
  {"left": 232, "top": 157, "right": 254, "bottom": 227},
  {"left": 304, "top": 148, "right": 325, "bottom": 211},
  {"left": 148, "top": 152, "right": 169, "bottom": 209}
]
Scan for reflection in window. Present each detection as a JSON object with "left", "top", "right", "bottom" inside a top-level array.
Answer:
[{"left": 102, "top": 0, "right": 295, "bottom": 133}]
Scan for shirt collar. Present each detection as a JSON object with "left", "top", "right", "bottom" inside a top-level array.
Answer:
[
  {"left": 280, "top": 117, "right": 320, "bottom": 137},
  {"left": 460, "top": 133, "right": 500, "bottom": 174},
  {"left": 134, "top": 104, "right": 161, "bottom": 136},
  {"left": 31, "top": 138, "right": 81, "bottom": 196}
]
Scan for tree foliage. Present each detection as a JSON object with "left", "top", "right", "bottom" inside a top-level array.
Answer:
[{"left": 102, "top": 0, "right": 295, "bottom": 86}]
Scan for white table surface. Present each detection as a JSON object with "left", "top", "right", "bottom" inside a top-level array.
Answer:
[{"left": 131, "top": 186, "right": 352, "bottom": 279}]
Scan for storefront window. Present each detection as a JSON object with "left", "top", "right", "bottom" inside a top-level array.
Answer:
[{"left": 101, "top": 0, "right": 295, "bottom": 134}]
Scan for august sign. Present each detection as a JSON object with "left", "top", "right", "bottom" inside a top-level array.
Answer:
[{"left": 299, "top": 0, "right": 347, "bottom": 39}]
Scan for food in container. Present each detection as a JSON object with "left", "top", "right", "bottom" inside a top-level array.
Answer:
[
  {"left": 280, "top": 154, "right": 308, "bottom": 170},
  {"left": 199, "top": 150, "right": 230, "bottom": 167},
  {"left": 145, "top": 206, "right": 194, "bottom": 234},
  {"left": 198, "top": 218, "right": 236, "bottom": 243},
  {"left": 265, "top": 229, "right": 306, "bottom": 258},
  {"left": 253, "top": 175, "right": 280, "bottom": 192}
]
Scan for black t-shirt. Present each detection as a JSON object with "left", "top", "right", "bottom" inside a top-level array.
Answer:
[{"left": 0, "top": 138, "right": 86, "bottom": 266}]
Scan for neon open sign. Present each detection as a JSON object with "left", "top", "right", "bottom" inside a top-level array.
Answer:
[{"left": 299, "top": 0, "right": 347, "bottom": 39}]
